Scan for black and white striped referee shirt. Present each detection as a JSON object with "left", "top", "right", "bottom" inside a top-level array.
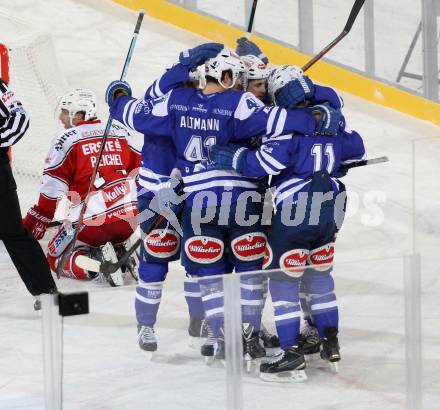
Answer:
[{"left": 0, "top": 79, "right": 30, "bottom": 148}]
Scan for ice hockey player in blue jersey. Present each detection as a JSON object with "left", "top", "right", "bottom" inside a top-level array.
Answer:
[
  {"left": 106, "top": 43, "right": 342, "bottom": 363},
  {"left": 107, "top": 57, "right": 215, "bottom": 356},
  {"left": 209, "top": 65, "right": 366, "bottom": 381}
]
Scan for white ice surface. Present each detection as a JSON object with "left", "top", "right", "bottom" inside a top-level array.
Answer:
[{"left": 0, "top": 1, "right": 439, "bottom": 409}]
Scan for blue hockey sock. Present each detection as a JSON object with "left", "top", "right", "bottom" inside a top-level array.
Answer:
[
  {"left": 302, "top": 271, "right": 338, "bottom": 337},
  {"left": 240, "top": 274, "right": 264, "bottom": 332},
  {"left": 135, "top": 281, "right": 163, "bottom": 327},
  {"left": 184, "top": 276, "right": 204, "bottom": 319},
  {"left": 299, "top": 279, "right": 313, "bottom": 324},
  {"left": 199, "top": 278, "right": 224, "bottom": 338},
  {"left": 269, "top": 279, "right": 301, "bottom": 350}
]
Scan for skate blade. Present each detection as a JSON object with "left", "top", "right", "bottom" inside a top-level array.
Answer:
[
  {"left": 329, "top": 360, "right": 339, "bottom": 373},
  {"left": 141, "top": 350, "right": 154, "bottom": 361},
  {"left": 260, "top": 369, "right": 307, "bottom": 383},
  {"left": 204, "top": 355, "right": 215, "bottom": 365},
  {"left": 243, "top": 354, "right": 260, "bottom": 374}
]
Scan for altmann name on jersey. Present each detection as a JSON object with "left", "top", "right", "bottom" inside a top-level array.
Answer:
[{"left": 180, "top": 116, "right": 220, "bottom": 131}]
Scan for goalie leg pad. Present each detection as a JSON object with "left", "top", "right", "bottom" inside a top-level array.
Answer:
[{"left": 50, "top": 247, "right": 90, "bottom": 280}]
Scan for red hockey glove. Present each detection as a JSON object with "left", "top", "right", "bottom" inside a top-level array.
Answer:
[{"left": 23, "top": 206, "right": 52, "bottom": 240}]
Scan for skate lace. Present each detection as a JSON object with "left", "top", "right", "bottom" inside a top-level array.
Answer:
[
  {"left": 138, "top": 326, "right": 155, "bottom": 343},
  {"left": 267, "top": 350, "right": 285, "bottom": 364},
  {"left": 303, "top": 324, "right": 319, "bottom": 339}
]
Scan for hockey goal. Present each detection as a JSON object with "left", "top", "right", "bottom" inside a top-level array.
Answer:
[{"left": 0, "top": 10, "right": 68, "bottom": 212}]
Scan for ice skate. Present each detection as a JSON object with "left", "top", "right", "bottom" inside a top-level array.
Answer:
[
  {"left": 260, "top": 347, "right": 307, "bottom": 383},
  {"left": 99, "top": 242, "right": 124, "bottom": 287},
  {"left": 188, "top": 317, "right": 208, "bottom": 348},
  {"left": 298, "top": 322, "right": 321, "bottom": 357},
  {"left": 243, "top": 323, "right": 266, "bottom": 373},
  {"left": 214, "top": 335, "right": 226, "bottom": 364},
  {"left": 320, "top": 327, "right": 340, "bottom": 372},
  {"left": 137, "top": 325, "right": 157, "bottom": 360},
  {"left": 200, "top": 323, "right": 216, "bottom": 364}
]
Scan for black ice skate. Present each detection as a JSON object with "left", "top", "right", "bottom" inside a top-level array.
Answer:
[
  {"left": 259, "top": 326, "right": 280, "bottom": 349},
  {"left": 137, "top": 325, "right": 157, "bottom": 360},
  {"left": 297, "top": 322, "right": 321, "bottom": 355},
  {"left": 320, "top": 327, "right": 341, "bottom": 372},
  {"left": 243, "top": 323, "right": 266, "bottom": 373},
  {"left": 201, "top": 323, "right": 216, "bottom": 364},
  {"left": 188, "top": 317, "right": 209, "bottom": 348},
  {"left": 214, "top": 335, "right": 226, "bottom": 362},
  {"left": 260, "top": 347, "right": 307, "bottom": 383}
]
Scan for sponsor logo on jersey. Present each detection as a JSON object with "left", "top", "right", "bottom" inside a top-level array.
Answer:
[
  {"left": 279, "top": 248, "right": 309, "bottom": 278},
  {"left": 1, "top": 90, "right": 15, "bottom": 105},
  {"left": 231, "top": 233, "right": 267, "bottom": 262},
  {"left": 308, "top": 243, "right": 334, "bottom": 271},
  {"left": 192, "top": 104, "right": 208, "bottom": 113},
  {"left": 184, "top": 236, "right": 224, "bottom": 264},
  {"left": 101, "top": 181, "right": 128, "bottom": 207},
  {"left": 54, "top": 130, "right": 77, "bottom": 151},
  {"left": 170, "top": 104, "right": 188, "bottom": 112},
  {"left": 145, "top": 229, "right": 180, "bottom": 258},
  {"left": 212, "top": 108, "right": 232, "bottom": 116},
  {"left": 262, "top": 244, "right": 273, "bottom": 269},
  {"left": 246, "top": 97, "right": 260, "bottom": 110}
]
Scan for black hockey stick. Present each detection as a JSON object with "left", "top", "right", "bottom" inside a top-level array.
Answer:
[
  {"left": 245, "top": 0, "right": 258, "bottom": 38},
  {"left": 302, "top": 0, "right": 365, "bottom": 72},
  {"left": 339, "top": 156, "right": 389, "bottom": 173},
  {"left": 55, "top": 10, "right": 145, "bottom": 278}
]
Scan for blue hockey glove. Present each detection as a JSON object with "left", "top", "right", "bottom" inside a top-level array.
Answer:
[
  {"left": 235, "top": 37, "right": 269, "bottom": 64},
  {"left": 209, "top": 145, "right": 249, "bottom": 173},
  {"left": 275, "top": 76, "right": 314, "bottom": 109},
  {"left": 156, "top": 177, "right": 184, "bottom": 216},
  {"left": 179, "top": 43, "right": 224, "bottom": 69},
  {"left": 311, "top": 104, "right": 342, "bottom": 136},
  {"left": 105, "top": 80, "right": 132, "bottom": 106}
]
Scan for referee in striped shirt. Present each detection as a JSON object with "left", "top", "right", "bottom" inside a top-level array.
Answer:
[{"left": 0, "top": 78, "right": 57, "bottom": 297}]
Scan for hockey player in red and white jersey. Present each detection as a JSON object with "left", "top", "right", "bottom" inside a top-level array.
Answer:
[{"left": 23, "top": 89, "right": 141, "bottom": 285}]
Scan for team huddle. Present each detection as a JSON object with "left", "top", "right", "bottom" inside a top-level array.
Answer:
[{"left": 23, "top": 38, "right": 365, "bottom": 382}]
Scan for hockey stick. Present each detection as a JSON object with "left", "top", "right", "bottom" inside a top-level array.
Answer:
[
  {"left": 302, "top": 0, "right": 365, "bottom": 72},
  {"left": 75, "top": 214, "right": 165, "bottom": 274},
  {"left": 55, "top": 10, "right": 145, "bottom": 278},
  {"left": 245, "top": 0, "right": 258, "bottom": 39},
  {"left": 339, "top": 156, "right": 389, "bottom": 173}
]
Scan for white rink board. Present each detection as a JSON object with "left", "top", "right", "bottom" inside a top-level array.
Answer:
[{"left": 0, "top": 0, "right": 439, "bottom": 409}]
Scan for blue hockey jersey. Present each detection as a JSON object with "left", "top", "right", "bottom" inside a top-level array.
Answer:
[
  {"left": 110, "top": 87, "right": 319, "bottom": 206},
  {"left": 240, "top": 120, "right": 366, "bottom": 207},
  {"left": 136, "top": 64, "right": 192, "bottom": 198}
]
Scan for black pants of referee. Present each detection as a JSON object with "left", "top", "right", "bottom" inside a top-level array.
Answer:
[{"left": 0, "top": 156, "right": 56, "bottom": 296}]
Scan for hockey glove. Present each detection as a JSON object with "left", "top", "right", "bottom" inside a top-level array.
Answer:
[
  {"left": 209, "top": 145, "right": 249, "bottom": 173},
  {"left": 311, "top": 104, "right": 342, "bottom": 136},
  {"left": 275, "top": 76, "right": 314, "bottom": 109},
  {"left": 235, "top": 37, "right": 269, "bottom": 64},
  {"left": 105, "top": 80, "right": 132, "bottom": 106},
  {"left": 23, "top": 206, "right": 52, "bottom": 240},
  {"left": 179, "top": 43, "right": 224, "bottom": 70}
]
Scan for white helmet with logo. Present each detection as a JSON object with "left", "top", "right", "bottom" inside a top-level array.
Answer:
[
  {"left": 58, "top": 89, "right": 97, "bottom": 122},
  {"left": 204, "top": 48, "right": 245, "bottom": 89},
  {"left": 241, "top": 54, "right": 269, "bottom": 90},
  {"left": 267, "top": 65, "right": 304, "bottom": 102}
]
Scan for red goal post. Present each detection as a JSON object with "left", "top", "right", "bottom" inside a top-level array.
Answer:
[{"left": 0, "top": 43, "right": 9, "bottom": 84}]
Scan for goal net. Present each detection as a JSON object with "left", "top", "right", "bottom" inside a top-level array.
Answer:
[{"left": 0, "top": 10, "right": 68, "bottom": 212}]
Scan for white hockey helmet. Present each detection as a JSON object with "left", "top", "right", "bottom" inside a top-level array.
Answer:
[
  {"left": 241, "top": 54, "right": 269, "bottom": 90},
  {"left": 267, "top": 65, "right": 304, "bottom": 103},
  {"left": 204, "top": 48, "right": 245, "bottom": 89},
  {"left": 58, "top": 89, "right": 97, "bottom": 122}
]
